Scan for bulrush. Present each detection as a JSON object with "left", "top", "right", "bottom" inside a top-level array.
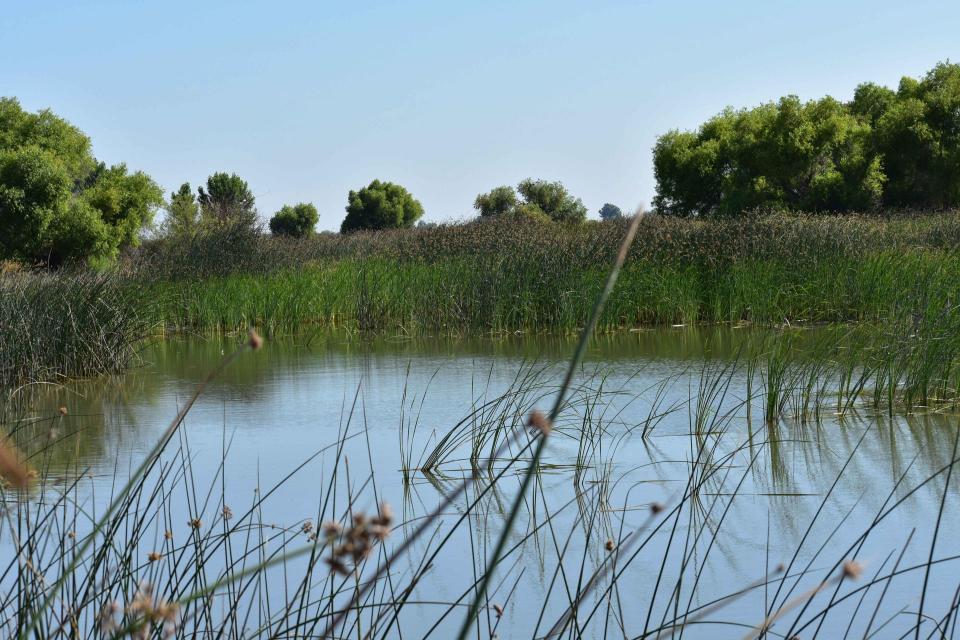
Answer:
[{"left": 323, "top": 503, "right": 394, "bottom": 576}]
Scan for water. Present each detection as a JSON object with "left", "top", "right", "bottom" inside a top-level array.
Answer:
[{"left": 5, "top": 328, "right": 960, "bottom": 638}]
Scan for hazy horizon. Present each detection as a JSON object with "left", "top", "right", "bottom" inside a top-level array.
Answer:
[{"left": 3, "top": 0, "right": 959, "bottom": 230}]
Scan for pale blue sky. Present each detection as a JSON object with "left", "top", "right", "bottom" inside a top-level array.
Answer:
[{"left": 3, "top": 1, "right": 958, "bottom": 230}]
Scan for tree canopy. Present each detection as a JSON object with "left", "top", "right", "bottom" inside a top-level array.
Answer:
[
  {"left": 198, "top": 172, "right": 257, "bottom": 229},
  {"left": 341, "top": 180, "right": 423, "bottom": 233},
  {"left": 653, "top": 61, "right": 960, "bottom": 215},
  {"left": 598, "top": 203, "right": 623, "bottom": 220},
  {"left": 473, "top": 179, "right": 587, "bottom": 223},
  {"left": 0, "top": 97, "right": 162, "bottom": 265},
  {"left": 270, "top": 202, "right": 318, "bottom": 237}
]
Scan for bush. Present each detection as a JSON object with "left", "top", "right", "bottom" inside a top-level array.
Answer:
[
  {"left": 270, "top": 202, "right": 318, "bottom": 237},
  {"left": 163, "top": 183, "right": 200, "bottom": 237},
  {"left": 0, "top": 98, "right": 162, "bottom": 265},
  {"left": 340, "top": 179, "right": 423, "bottom": 233},
  {"left": 474, "top": 186, "right": 517, "bottom": 217}
]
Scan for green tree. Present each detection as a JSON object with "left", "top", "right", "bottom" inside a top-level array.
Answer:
[
  {"left": 164, "top": 183, "right": 200, "bottom": 236},
  {"left": 0, "top": 145, "right": 71, "bottom": 261},
  {"left": 269, "top": 202, "right": 319, "bottom": 237},
  {"left": 871, "top": 62, "right": 960, "bottom": 207},
  {"left": 198, "top": 172, "right": 257, "bottom": 228},
  {"left": 0, "top": 97, "right": 162, "bottom": 264},
  {"left": 474, "top": 186, "right": 517, "bottom": 217},
  {"left": 340, "top": 179, "right": 423, "bottom": 233},
  {"left": 598, "top": 203, "right": 623, "bottom": 220},
  {"left": 516, "top": 179, "right": 587, "bottom": 223},
  {"left": 653, "top": 96, "right": 883, "bottom": 215}
]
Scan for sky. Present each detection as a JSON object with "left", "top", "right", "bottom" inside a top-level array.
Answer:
[{"left": 3, "top": 0, "right": 959, "bottom": 230}]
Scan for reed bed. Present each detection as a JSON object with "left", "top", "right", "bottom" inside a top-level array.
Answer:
[
  {"left": 132, "top": 212, "right": 960, "bottom": 334},
  {"left": 0, "top": 271, "right": 157, "bottom": 387}
]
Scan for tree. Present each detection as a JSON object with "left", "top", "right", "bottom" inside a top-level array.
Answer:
[
  {"left": 340, "top": 179, "right": 423, "bottom": 233},
  {"left": 269, "top": 202, "right": 319, "bottom": 237},
  {"left": 516, "top": 179, "right": 587, "bottom": 223},
  {"left": 164, "top": 183, "right": 200, "bottom": 236},
  {"left": 0, "top": 97, "right": 162, "bottom": 265},
  {"left": 653, "top": 96, "right": 883, "bottom": 216},
  {"left": 598, "top": 203, "right": 623, "bottom": 220},
  {"left": 474, "top": 186, "right": 517, "bottom": 217},
  {"left": 198, "top": 172, "right": 257, "bottom": 228}
]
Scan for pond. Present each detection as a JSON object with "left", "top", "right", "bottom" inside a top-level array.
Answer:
[{"left": 4, "top": 328, "right": 960, "bottom": 638}]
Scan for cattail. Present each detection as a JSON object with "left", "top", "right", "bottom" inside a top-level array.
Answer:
[
  {"left": 527, "top": 410, "right": 552, "bottom": 435},
  {"left": 0, "top": 438, "right": 31, "bottom": 489}
]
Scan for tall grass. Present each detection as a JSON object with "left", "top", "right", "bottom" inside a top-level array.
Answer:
[
  {"left": 0, "top": 271, "right": 157, "bottom": 387},
  {"left": 132, "top": 212, "right": 960, "bottom": 335}
]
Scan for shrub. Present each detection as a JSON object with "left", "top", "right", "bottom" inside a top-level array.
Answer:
[
  {"left": 270, "top": 202, "right": 318, "bottom": 237},
  {"left": 340, "top": 179, "right": 423, "bottom": 233}
]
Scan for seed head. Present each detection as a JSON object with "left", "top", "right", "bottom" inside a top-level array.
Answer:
[
  {"left": 58, "top": 406, "right": 68, "bottom": 416},
  {"left": 842, "top": 560, "right": 863, "bottom": 580},
  {"left": 527, "top": 411, "right": 552, "bottom": 436},
  {"left": 148, "top": 552, "right": 161, "bottom": 562},
  {"left": 493, "top": 603, "right": 504, "bottom": 618},
  {"left": 650, "top": 502, "right": 665, "bottom": 515},
  {"left": 605, "top": 538, "right": 615, "bottom": 552}
]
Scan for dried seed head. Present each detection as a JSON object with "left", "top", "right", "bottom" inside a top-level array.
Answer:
[
  {"left": 248, "top": 329, "right": 264, "bottom": 350},
  {"left": 188, "top": 518, "right": 202, "bottom": 530},
  {"left": 493, "top": 603, "right": 504, "bottom": 618},
  {"left": 0, "top": 439, "right": 32, "bottom": 489},
  {"left": 842, "top": 560, "right": 863, "bottom": 580},
  {"left": 605, "top": 538, "right": 615, "bottom": 552},
  {"left": 164, "top": 530, "right": 173, "bottom": 540},
  {"left": 775, "top": 563, "right": 786, "bottom": 573},
  {"left": 650, "top": 502, "right": 665, "bottom": 515},
  {"left": 58, "top": 406, "right": 68, "bottom": 416},
  {"left": 222, "top": 505, "right": 233, "bottom": 520},
  {"left": 302, "top": 520, "right": 314, "bottom": 534},
  {"left": 148, "top": 552, "right": 161, "bottom": 562},
  {"left": 527, "top": 411, "right": 552, "bottom": 436}
]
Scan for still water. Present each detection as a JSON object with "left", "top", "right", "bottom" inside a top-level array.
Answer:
[{"left": 6, "top": 328, "right": 960, "bottom": 638}]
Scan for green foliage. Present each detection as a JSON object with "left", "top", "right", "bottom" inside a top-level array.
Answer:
[
  {"left": 653, "top": 96, "right": 883, "bottom": 216},
  {"left": 474, "top": 186, "right": 517, "bottom": 217},
  {"left": 198, "top": 172, "right": 257, "bottom": 229},
  {"left": 340, "top": 179, "right": 423, "bottom": 233},
  {"left": 473, "top": 179, "right": 586, "bottom": 223},
  {"left": 598, "top": 203, "right": 623, "bottom": 220},
  {"left": 0, "top": 97, "right": 162, "bottom": 265},
  {"left": 653, "top": 61, "right": 960, "bottom": 215},
  {"left": 517, "top": 178, "right": 587, "bottom": 223},
  {"left": 269, "top": 202, "right": 318, "bottom": 237},
  {"left": 164, "top": 183, "right": 200, "bottom": 237},
  {"left": 0, "top": 145, "right": 71, "bottom": 260}
]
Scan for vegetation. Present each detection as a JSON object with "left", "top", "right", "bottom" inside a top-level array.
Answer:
[
  {"left": 0, "top": 98, "right": 163, "bottom": 265},
  {"left": 340, "top": 179, "right": 423, "bottom": 233},
  {"left": 654, "top": 61, "right": 960, "bottom": 215},
  {"left": 269, "top": 202, "right": 318, "bottom": 237},
  {"left": 197, "top": 172, "right": 258, "bottom": 230},
  {"left": 598, "top": 202, "right": 623, "bottom": 220},
  {"left": 474, "top": 178, "right": 587, "bottom": 222},
  {"left": 128, "top": 212, "right": 960, "bottom": 335}
]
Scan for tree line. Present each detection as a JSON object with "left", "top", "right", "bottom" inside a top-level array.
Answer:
[{"left": 653, "top": 61, "right": 960, "bottom": 216}]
